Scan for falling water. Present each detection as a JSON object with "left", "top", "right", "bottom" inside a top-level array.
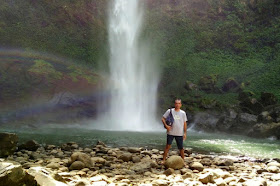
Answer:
[{"left": 105, "top": 0, "right": 160, "bottom": 131}]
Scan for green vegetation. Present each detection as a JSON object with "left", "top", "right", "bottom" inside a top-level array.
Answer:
[
  {"left": 0, "top": 0, "right": 279, "bottom": 112},
  {"left": 29, "top": 59, "right": 63, "bottom": 81}
]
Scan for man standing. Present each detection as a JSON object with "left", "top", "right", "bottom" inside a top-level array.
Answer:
[{"left": 161, "top": 98, "right": 188, "bottom": 164}]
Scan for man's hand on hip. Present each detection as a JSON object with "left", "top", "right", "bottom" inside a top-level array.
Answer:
[{"left": 166, "top": 125, "right": 172, "bottom": 132}]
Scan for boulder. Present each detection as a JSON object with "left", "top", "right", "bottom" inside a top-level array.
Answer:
[
  {"left": 18, "top": 140, "right": 40, "bottom": 151},
  {"left": 0, "top": 160, "right": 37, "bottom": 186},
  {"left": 119, "top": 153, "right": 132, "bottom": 162},
  {"left": 198, "top": 172, "right": 214, "bottom": 184},
  {"left": 127, "top": 147, "right": 141, "bottom": 153},
  {"left": 69, "top": 161, "right": 85, "bottom": 170},
  {"left": 198, "top": 75, "right": 221, "bottom": 93},
  {"left": 28, "top": 166, "right": 68, "bottom": 186},
  {"left": 238, "top": 91, "right": 264, "bottom": 114},
  {"left": 260, "top": 92, "right": 278, "bottom": 107},
  {"left": 130, "top": 161, "right": 152, "bottom": 173},
  {"left": 229, "top": 113, "right": 258, "bottom": 134},
  {"left": 46, "top": 162, "right": 60, "bottom": 169},
  {"left": 217, "top": 159, "right": 234, "bottom": 166},
  {"left": 243, "top": 178, "right": 267, "bottom": 186},
  {"left": 200, "top": 98, "right": 217, "bottom": 109},
  {"left": 0, "top": 133, "right": 18, "bottom": 157},
  {"left": 248, "top": 123, "right": 280, "bottom": 139},
  {"left": 192, "top": 112, "right": 220, "bottom": 132},
  {"left": 190, "top": 162, "right": 204, "bottom": 172},
  {"left": 91, "top": 157, "right": 106, "bottom": 165},
  {"left": 258, "top": 111, "right": 273, "bottom": 123},
  {"left": 70, "top": 152, "right": 92, "bottom": 168},
  {"left": 132, "top": 156, "right": 141, "bottom": 163},
  {"left": 268, "top": 166, "right": 280, "bottom": 173},
  {"left": 164, "top": 155, "right": 184, "bottom": 170},
  {"left": 163, "top": 168, "right": 174, "bottom": 176},
  {"left": 222, "top": 78, "right": 240, "bottom": 92}
]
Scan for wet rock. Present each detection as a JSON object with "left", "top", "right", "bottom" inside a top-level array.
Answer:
[
  {"left": 152, "top": 179, "right": 168, "bottom": 186},
  {"left": 18, "top": 140, "right": 40, "bottom": 151},
  {"left": 267, "top": 162, "right": 280, "bottom": 167},
  {"left": 248, "top": 123, "right": 280, "bottom": 139},
  {"left": 192, "top": 112, "right": 220, "bottom": 132},
  {"left": 257, "top": 169, "right": 268, "bottom": 174},
  {"left": 0, "top": 133, "right": 18, "bottom": 157},
  {"left": 141, "top": 150, "right": 152, "bottom": 156},
  {"left": 164, "top": 155, "right": 184, "bottom": 169},
  {"left": 215, "top": 177, "right": 227, "bottom": 186},
  {"left": 91, "top": 157, "right": 106, "bottom": 165},
  {"left": 190, "top": 162, "right": 204, "bottom": 172},
  {"left": 96, "top": 141, "right": 106, "bottom": 147},
  {"left": 46, "top": 162, "right": 60, "bottom": 169},
  {"left": 132, "top": 156, "right": 141, "bottom": 163},
  {"left": 119, "top": 153, "right": 132, "bottom": 162},
  {"left": 243, "top": 178, "right": 267, "bottom": 186},
  {"left": 127, "top": 147, "right": 141, "bottom": 153},
  {"left": 130, "top": 161, "right": 152, "bottom": 173},
  {"left": 217, "top": 159, "right": 234, "bottom": 166},
  {"left": 70, "top": 152, "right": 92, "bottom": 168},
  {"left": 0, "top": 160, "right": 36, "bottom": 186},
  {"left": 69, "top": 161, "right": 85, "bottom": 170},
  {"left": 184, "top": 148, "right": 192, "bottom": 156},
  {"left": 164, "top": 168, "right": 174, "bottom": 176},
  {"left": 198, "top": 172, "right": 214, "bottom": 184},
  {"left": 201, "top": 158, "right": 212, "bottom": 166},
  {"left": 267, "top": 166, "right": 280, "bottom": 173}
]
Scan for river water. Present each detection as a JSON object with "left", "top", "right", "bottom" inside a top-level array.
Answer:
[{"left": 1, "top": 126, "right": 279, "bottom": 159}]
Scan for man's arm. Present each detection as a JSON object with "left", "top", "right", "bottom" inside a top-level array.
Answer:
[
  {"left": 183, "top": 121, "right": 187, "bottom": 140},
  {"left": 162, "top": 117, "right": 171, "bottom": 131}
]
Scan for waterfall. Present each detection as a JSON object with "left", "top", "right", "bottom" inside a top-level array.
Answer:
[{"left": 105, "top": 0, "right": 160, "bottom": 131}]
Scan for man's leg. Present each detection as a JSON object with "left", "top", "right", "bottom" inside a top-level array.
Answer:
[
  {"left": 162, "top": 135, "right": 173, "bottom": 164},
  {"left": 175, "top": 136, "right": 184, "bottom": 160}
]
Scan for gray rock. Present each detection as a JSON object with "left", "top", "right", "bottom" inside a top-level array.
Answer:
[
  {"left": 164, "top": 155, "right": 184, "bottom": 170},
  {"left": 0, "top": 133, "right": 18, "bottom": 157},
  {"left": 0, "top": 161, "right": 37, "bottom": 186},
  {"left": 198, "top": 172, "right": 214, "bottom": 184},
  {"left": 217, "top": 159, "right": 234, "bottom": 166},
  {"left": 151, "top": 179, "right": 168, "bottom": 186},
  {"left": 46, "top": 162, "right": 60, "bottom": 169},
  {"left": 267, "top": 166, "right": 280, "bottom": 173},
  {"left": 70, "top": 152, "right": 92, "bottom": 168},
  {"left": 69, "top": 161, "right": 85, "bottom": 170},
  {"left": 28, "top": 166, "right": 68, "bottom": 186},
  {"left": 239, "top": 113, "right": 258, "bottom": 123},
  {"left": 190, "top": 162, "right": 204, "bottom": 172},
  {"left": 127, "top": 147, "right": 141, "bottom": 153},
  {"left": 132, "top": 156, "right": 141, "bottom": 163},
  {"left": 130, "top": 161, "right": 152, "bottom": 173},
  {"left": 243, "top": 178, "right": 267, "bottom": 186},
  {"left": 119, "top": 153, "right": 132, "bottom": 162},
  {"left": 91, "top": 157, "right": 106, "bottom": 165},
  {"left": 164, "top": 168, "right": 174, "bottom": 176},
  {"left": 18, "top": 140, "right": 40, "bottom": 151}
]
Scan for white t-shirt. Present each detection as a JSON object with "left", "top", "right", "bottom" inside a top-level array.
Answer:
[{"left": 163, "top": 108, "right": 188, "bottom": 136}]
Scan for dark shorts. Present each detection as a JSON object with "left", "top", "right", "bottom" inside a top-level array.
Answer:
[{"left": 167, "top": 134, "right": 183, "bottom": 150}]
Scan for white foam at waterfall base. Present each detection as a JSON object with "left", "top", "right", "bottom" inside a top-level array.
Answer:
[{"left": 94, "top": 0, "right": 161, "bottom": 131}]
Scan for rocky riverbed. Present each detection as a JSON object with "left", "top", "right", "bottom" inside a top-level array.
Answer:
[{"left": 1, "top": 134, "right": 280, "bottom": 186}]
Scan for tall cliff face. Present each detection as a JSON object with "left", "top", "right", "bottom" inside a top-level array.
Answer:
[{"left": 0, "top": 0, "right": 279, "bottom": 120}]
